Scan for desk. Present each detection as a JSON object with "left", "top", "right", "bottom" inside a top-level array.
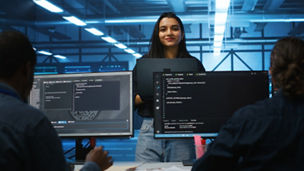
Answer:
[{"left": 74, "top": 162, "right": 192, "bottom": 171}]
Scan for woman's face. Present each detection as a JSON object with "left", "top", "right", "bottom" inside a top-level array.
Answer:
[{"left": 158, "top": 17, "right": 183, "bottom": 48}]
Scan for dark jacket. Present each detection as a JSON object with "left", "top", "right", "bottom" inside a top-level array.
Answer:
[
  {"left": 133, "top": 54, "right": 205, "bottom": 117},
  {"left": 0, "top": 83, "right": 66, "bottom": 171},
  {"left": 0, "top": 82, "right": 100, "bottom": 171},
  {"left": 192, "top": 90, "right": 304, "bottom": 171}
]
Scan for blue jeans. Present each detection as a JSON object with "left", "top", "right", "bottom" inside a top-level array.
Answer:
[{"left": 135, "top": 118, "right": 195, "bottom": 162}]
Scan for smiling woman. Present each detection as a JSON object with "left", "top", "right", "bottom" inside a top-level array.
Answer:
[
  {"left": 132, "top": 12, "right": 205, "bottom": 163},
  {"left": 147, "top": 12, "right": 192, "bottom": 59},
  {"left": 158, "top": 17, "right": 183, "bottom": 57}
]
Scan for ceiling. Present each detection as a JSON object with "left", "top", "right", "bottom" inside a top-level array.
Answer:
[{"left": 0, "top": 0, "right": 304, "bottom": 63}]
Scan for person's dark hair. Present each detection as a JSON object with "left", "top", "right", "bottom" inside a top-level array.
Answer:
[
  {"left": 270, "top": 37, "right": 304, "bottom": 97},
  {"left": 148, "top": 12, "right": 190, "bottom": 58},
  {"left": 0, "top": 30, "right": 36, "bottom": 79}
]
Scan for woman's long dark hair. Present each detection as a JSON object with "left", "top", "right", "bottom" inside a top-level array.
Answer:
[
  {"left": 147, "top": 12, "right": 190, "bottom": 58},
  {"left": 271, "top": 37, "right": 304, "bottom": 97}
]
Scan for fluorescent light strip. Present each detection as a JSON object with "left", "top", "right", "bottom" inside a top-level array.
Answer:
[
  {"left": 124, "top": 48, "right": 135, "bottom": 54},
  {"left": 33, "top": 0, "right": 63, "bottom": 13},
  {"left": 85, "top": 28, "right": 104, "bottom": 36},
  {"left": 133, "top": 53, "right": 142, "bottom": 59},
  {"left": 101, "top": 36, "right": 117, "bottom": 43},
  {"left": 214, "top": 25, "right": 226, "bottom": 34},
  {"left": 216, "top": 0, "right": 230, "bottom": 11},
  {"left": 213, "top": 0, "right": 230, "bottom": 57},
  {"left": 250, "top": 18, "right": 304, "bottom": 23},
  {"left": 214, "top": 12, "right": 228, "bottom": 25},
  {"left": 105, "top": 18, "right": 157, "bottom": 23},
  {"left": 213, "top": 41, "right": 223, "bottom": 47},
  {"left": 38, "top": 50, "right": 52, "bottom": 55},
  {"left": 33, "top": 0, "right": 143, "bottom": 59},
  {"left": 214, "top": 48, "right": 221, "bottom": 57},
  {"left": 114, "top": 43, "right": 127, "bottom": 49},
  {"left": 214, "top": 34, "right": 224, "bottom": 42},
  {"left": 54, "top": 55, "right": 67, "bottom": 59},
  {"left": 37, "top": 50, "right": 67, "bottom": 60},
  {"left": 62, "top": 16, "right": 87, "bottom": 26},
  {"left": 101, "top": 36, "right": 141, "bottom": 57}
]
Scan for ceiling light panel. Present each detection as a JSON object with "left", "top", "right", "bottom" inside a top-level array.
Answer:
[
  {"left": 33, "top": 0, "right": 63, "bottom": 13},
  {"left": 85, "top": 28, "right": 104, "bottom": 36},
  {"left": 62, "top": 16, "right": 87, "bottom": 26}
]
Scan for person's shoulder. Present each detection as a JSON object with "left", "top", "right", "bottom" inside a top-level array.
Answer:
[
  {"left": 184, "top": 53, "right": 196, "bottom": 59},
  {"left": 0, "top": 100, "right": 49, "bottom": 137},
  {"left": 1, "top": 96, "right": 43, "bottom": 117},
  {"left": 233, "top": 98, "right": 273, "bottom": 121},
  {"left": 11, "top": 101, "right": 47, "bottom": 124},
  {"left": 189, "top": 54, "right": 196, "bottom": 58},
  {"left": 185, "top": 55, "right": 205, "bottom": 71},
  {"left": 134, "top": 54, "right": 150, "bottom": 64},
  {"left": 219, "top": 99, "right": 270, "bottom": 133},
  {"left": 142, "top": 54, "right": 150, "bottom": 58},
  {"left": 133, "top": 54, "right": 149, "bottom": 70},
  {"left": 191, "top": 56, "right": 202, "bottom": 63},
  {"left": 13, "top": 99, "right": 43, "bottom": 115},
  {"left": 137, "top": 54, "right": 150, "bottom": 59},
  {"left": 189, "top": 56, "right": 203, "bottom": 64}
]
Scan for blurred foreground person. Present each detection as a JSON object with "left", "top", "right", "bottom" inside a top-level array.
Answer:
[
  {"left": 0, "top": 30, "right": 112, "bottom": 171},
  {"left": 192, "top": 37, "right": 304, "bottom": 171}
]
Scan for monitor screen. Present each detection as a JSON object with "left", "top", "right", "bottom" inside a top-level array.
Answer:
[
  {"left": 29, "top": 71, "right": 133, "bottom": 137},
  {"left": 135, "top": 58, "right": 202, "bottom": 99},
  {"left": 153, "top": 71, "right": 269, "bottom": 138}
]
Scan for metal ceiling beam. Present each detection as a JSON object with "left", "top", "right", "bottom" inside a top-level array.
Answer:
[
  {"left": 31, "top": 27, "right": 71, "bottom": 40},
  {"left": 289, "top": 23, "right": 304, "bottom": 35},
  {"left": 264, "top": 0, "right": 285, "bottom": 10},
  {"left": 254, "top": 23, "right": 267, "bottom": 32},
  {"left": 253, "top": 0, "right": 285, "bottom": 32},
  {"left": 242, "top": 0, "right": 259, "bottom": 11},
  {"left": 32, "top": 37, "right": 282, "bottom": 48},
  {"left": 76, "top": 0, "right": 101, "bottom": 15},
  {"left": 2, "top": 14, "right": 304, "bottom": 31},
  {"left": 166, "top": 0, "right": 186, "bottom": 12},
  {"left": 23, "top": 13, "right": 304, "bottom": 26},
  {"left": 35, "top": 49, "right": 273, "bottom": 58},
  {"left": 104, "top": 0, "right": 120, "bottom": 14}
]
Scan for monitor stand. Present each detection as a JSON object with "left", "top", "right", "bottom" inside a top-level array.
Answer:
[{"left": 75, "top": 137, "right": 96, "bottom": 161}]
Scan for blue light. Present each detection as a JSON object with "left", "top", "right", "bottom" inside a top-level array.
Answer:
[
  {"left": 33, "top": 0, "right": 64, "bottom": 13},
  {"left": 62, "top": 16, "right": 87, "bottom": 26}
]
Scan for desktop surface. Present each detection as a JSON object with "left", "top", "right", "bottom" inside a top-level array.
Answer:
[{"left": 74, "top": 162, "right": 191, "bottom": 171}]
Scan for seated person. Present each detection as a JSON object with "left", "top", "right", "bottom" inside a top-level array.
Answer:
[
  {"left": 192, "top": 37, "right": 304, "bottom": 170},
  {"left": 0, "top": 30, "right": 112, "bottom": 171}
]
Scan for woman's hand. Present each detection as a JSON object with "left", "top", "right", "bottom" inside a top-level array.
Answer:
[{"left": 135, "top": 94, "right": 144, "bottom": 105}]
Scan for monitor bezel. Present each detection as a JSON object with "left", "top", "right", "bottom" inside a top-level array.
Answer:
[
  {"left": 30, "top": 71, "right": 133, "bottom": 138},
  {"left": 135, "top": 58, "right": 202, "bottom": 99},
  {"left": 153, "top": 71, "right": 269, "bottom": 139}
]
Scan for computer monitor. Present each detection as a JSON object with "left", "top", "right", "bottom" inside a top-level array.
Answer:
[
  {"left": 153, "top": 71, "right": 269, "bottom": 138},
  {"left": 29, "top": 71, "right": 133, "bottom": 137},
  {"left": 135, "top": 58, "right": 202, "bottom": 99}
]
